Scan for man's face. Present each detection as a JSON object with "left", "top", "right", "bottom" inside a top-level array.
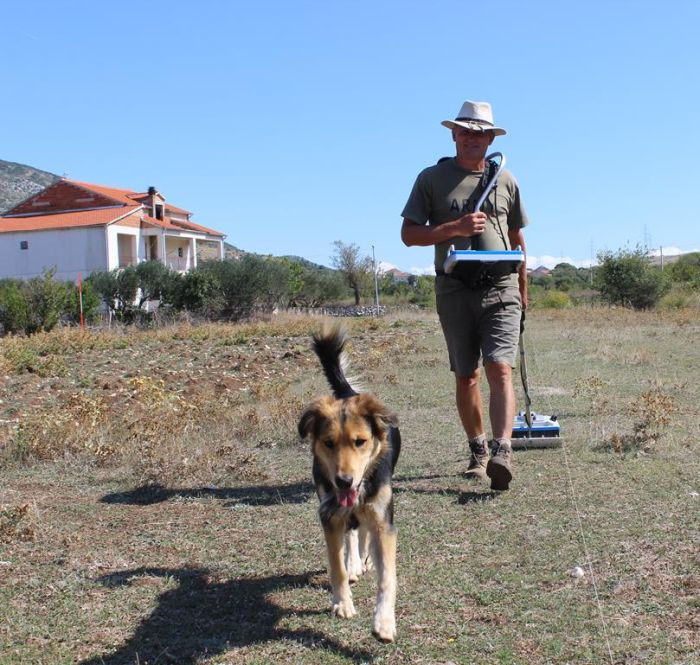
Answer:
[{"left": 452, "top": 126, "right": 495, "bottom": 160}]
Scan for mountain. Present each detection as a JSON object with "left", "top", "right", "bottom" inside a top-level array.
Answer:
[{"left": 0, "top": 159, "right": 60, "bottom": 213}]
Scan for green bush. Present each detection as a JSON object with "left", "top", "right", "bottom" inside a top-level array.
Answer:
[
  {"left": 23, "top": 269, "right": 68, "bottom": 334},
  {"left": 667, "top": 252, "right": 700, "bottom": 289},
  {"left": 595, "top": 247, "right": 669, "bottom": 309},
  {"left": 0, "top": 280, "right": 31, "bottom": 335},
  {"left": 88, "top": 261, "right": 178, "bottom": 322},
  {"left": 166, "top": 268, "right": 225, "bottom": 316},
  {"left": 63, "top": 280, "right": 102, "bottom": 325},
  {"left": 657, "top": 287, "right": 699, "bottom": 310},
  {"left": 534, "top": 289, "right": 572, "bottom": 309},
  {"left": 294, "top": 267, "right": 347, "bottom": 307},
  {"left": 134, "top": 260, "right": 173, "bottom": 304},
  {"left": 196, "top": 256, "right": 291, "bottom": 319},
  {"left": 0, "top": 270, "right": 69, "bottom": 335},
  {"left": 408, "top": 275, "right": 435, "bottom": 308}
]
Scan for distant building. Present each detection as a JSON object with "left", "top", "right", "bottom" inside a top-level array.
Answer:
[
  {"left": 382, "top": 267, "right": 413, "bottom": 283},
  {"left": 0, "top": 179, "right": 225, "bottom": 281},
  {"left": 528, "top": 266, "right": 552, "bottom": 277}
]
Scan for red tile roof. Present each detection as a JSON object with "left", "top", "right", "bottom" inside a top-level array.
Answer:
[
  {"left": 0, "top": 207, "right": 141, "bottom": 233},
  {"left": 130, "top": 193, "right": 192, "bottom": 215},
  {"left": 67, "top": 180, "right": 141, "bottom": 206},
  {"left": 164, "top": 202, "right": 192, "bottom": 215},
  {"left": 2, "top": 179, "right": 223, "bottom": 238},
  {"left": 141, "top": 215, "right": 182, "bottom": 230},
  {"left": 141, "top": 215, "right": 224, "bottom": 237}
]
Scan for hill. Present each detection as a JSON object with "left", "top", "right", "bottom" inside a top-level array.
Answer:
[{"left": 0, "top": 159, "right": 60, "bottom": 213}]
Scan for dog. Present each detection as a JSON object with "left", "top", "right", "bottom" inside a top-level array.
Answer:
[{"left": 298, "top": 323, "right": 401, "bottom": 643}]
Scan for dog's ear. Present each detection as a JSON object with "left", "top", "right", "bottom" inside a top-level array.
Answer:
[
  {"left": 298, "top": 397, "right": 333, "bottom": 440},
  {"left": 354, "top": 394, "right": 398, "bottom": 439}
]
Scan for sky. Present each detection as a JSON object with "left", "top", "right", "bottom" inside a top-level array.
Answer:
[{"left": 2, "top": 0, "right": 699, "bottom": 273}]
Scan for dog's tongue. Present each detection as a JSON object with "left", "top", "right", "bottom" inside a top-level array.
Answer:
[{"left": 337, "top": 488, "right": 359, "bottom": 508}]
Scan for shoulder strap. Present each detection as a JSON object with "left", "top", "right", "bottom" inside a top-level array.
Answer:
[{"left": 474, "top": 158, "right": 498, "bottom": 212}]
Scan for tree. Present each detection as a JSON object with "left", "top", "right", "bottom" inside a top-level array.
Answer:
[
  {"left": 595, "top": 247, "right": 669, "bottom": 309},
  {"left": 331, "top": 240, "right": 372, "bottom": 305},
  {"left": 667, "top": 252, "right": 700, "bottom": 289},
  {"left": 88, "top": 268, "right": 139, "bottom": 321},
  {"left": 134, "top": 260, "right": 173, "bottom": 306}
]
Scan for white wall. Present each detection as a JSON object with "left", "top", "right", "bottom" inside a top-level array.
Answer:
[
  {"left": 0, "top": 227, "right": 108, "bottom": 281},
  {"left": 106, "top": 224, "right": 141, "bottom": 270}
]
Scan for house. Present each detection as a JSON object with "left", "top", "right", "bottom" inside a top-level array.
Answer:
[
  {"left": 382, "top": 267, "right": 413, "bottom": 283},
  {"left": 528, "top": 265, "right": 552, "bottom": 277},
  {"left": 0, "top": 179, "right": 226, "bottom": 281}
]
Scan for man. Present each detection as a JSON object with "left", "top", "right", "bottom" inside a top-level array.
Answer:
[{"left": 400, "top": 101, "right": 528, "bottom": 491}]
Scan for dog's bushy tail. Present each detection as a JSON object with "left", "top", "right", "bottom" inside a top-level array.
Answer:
[{"left": 312, "top": 323, "right": 358, "bottom": 399}]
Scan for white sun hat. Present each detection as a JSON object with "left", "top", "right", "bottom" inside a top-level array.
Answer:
[{"left": 441, "top": 100, "right": 507, "bottom": 136}]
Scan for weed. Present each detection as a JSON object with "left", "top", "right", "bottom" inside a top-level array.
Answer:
[
  {"left": 573, "top": 375, "right": 609, "bottom": 415},
  {"left": 606, "top": 385, "right": 677, "bottom": 454},
  {"left": 0, "top": 503, "right": 36, "bottom": 543}
]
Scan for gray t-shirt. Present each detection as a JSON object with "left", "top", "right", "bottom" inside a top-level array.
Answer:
[{"left": 401, "top": 158, "right": 529, "bottom": 271}]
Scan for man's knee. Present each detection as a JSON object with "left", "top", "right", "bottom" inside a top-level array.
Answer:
[
  {"left": 456, "top": 368, "right": 480, "bottom": 392},
  {"left": 484, "top": 361, "right": 512, "bottom": 386}
]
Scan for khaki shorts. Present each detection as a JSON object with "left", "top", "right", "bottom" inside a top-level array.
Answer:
[{"left": 435, "top": 274, "right": 521, "bottom": 376}]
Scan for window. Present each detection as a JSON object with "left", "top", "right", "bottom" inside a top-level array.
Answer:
[
  {"left": 20, "top": 240, "right": 28, "bottom": 250},
  {"left": 177, "top": 247, "right": 183, "bottom": 258}
]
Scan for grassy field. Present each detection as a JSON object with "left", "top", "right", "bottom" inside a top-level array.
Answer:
[{"left": 0, "top": 308, "right": 698, "bottom": 665}]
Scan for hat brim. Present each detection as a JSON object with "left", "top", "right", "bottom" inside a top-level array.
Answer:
[{"left": 442, "top": 119, "right": 506, "bottom": 136}]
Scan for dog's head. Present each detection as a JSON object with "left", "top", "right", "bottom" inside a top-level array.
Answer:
[{"left": 298, "top": 394, "right": 397, "bottom": 508}]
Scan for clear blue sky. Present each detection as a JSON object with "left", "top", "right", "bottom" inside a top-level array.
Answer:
[{"left": 3, "top": 0, "right": 699, "bottom": 272}]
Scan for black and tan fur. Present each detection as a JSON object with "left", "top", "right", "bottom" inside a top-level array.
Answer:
[{"left": 298, "top": 323, "right": 401, "bottom": 642}]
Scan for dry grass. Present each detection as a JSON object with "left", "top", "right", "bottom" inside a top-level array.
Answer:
[{"left": 1, "top": 308, "right": 698, "bottom": 665}]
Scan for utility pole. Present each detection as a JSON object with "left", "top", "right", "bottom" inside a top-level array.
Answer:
[
  {"left": 372, "top": 245, "right": 380, "bottom": 315},
  {"left": 660, "top": 246, "right": 664, "bottom": 270}
]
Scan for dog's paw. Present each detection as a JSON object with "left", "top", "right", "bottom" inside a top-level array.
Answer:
[
  {"left": 332, "top": 597, "right": 357, "bottom": 619},
  {"left": 372, "top": 609, "right": 396, "bottom": 643}
]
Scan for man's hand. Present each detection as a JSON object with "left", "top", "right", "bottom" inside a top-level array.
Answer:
[{"left": 454, "top": 211, "right": 487, "bottom": 236}]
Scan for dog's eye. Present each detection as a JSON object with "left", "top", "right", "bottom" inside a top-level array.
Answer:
[
  {"left": 354, "top": 438, "right": 366, "bottom": 447},
  {"left": 323, "top": 439, "right": 334, "bottom": 449}
]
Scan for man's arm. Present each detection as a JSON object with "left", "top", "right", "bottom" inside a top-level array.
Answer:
[
  {"left": 401, "top": 214, "right": 487, "bottom": 247},
  {"left": 507, "top": 228, "right": 528, "bottom": 310}
]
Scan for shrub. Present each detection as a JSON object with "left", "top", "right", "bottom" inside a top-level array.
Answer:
[
  {"left": 63, "top": 280, "right": 102, "bottom": 325},
  {"left": 23, "top": 269, "right": 68, "bottom": 334},
  {"left": 166, "top": 268, "right": 225, "bottom": 316},
  {"left": 595, "top": 247, "right": 669, "bottom": 309},
  {"left": 534, "top": 289, "right": 572, "bottom": 309},
  {"left": 0, "top": 280, "right": 30, "bottom": 335},
  {"left": 197, "top": 255, "right": 291, "bottom": 319},
  {"left": 667, "top": 252, "right": 700, "bottom": 289},
  {"left": 657, "top": 287, "right": 699, "bottom": 310},
  {"left": 134, "top": 260, "right": 173, "bottom": 304},
  {"left": 0, "top": 270, "right": 67, "bottom": 335},
  {"left": 88, "top": 262, "right": 177, "bottom": 322},
  {"left": 408, "top": 275, "right": 435, "bottom": 308}
]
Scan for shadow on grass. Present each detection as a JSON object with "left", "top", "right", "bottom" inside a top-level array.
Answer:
[
  {"left": 101, "top": 477, "right": 496, "bottom": 509},
  {"left": 79, "top": 567, "right": 376, "bottom": 665},
  {"left": 100, "top": 481, "right": 315, "bottom": 506},
  {"left": 394, "top": 476, "right": 498, "bottom": 504}
]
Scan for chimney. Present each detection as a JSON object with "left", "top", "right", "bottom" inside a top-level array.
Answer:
[{"left": 148, "top": 186, "right": 162, "bottom": 220}]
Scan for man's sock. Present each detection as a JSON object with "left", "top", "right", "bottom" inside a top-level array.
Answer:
[{"left": 468, "top": 433, "right": 487, "bottom": 446}]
